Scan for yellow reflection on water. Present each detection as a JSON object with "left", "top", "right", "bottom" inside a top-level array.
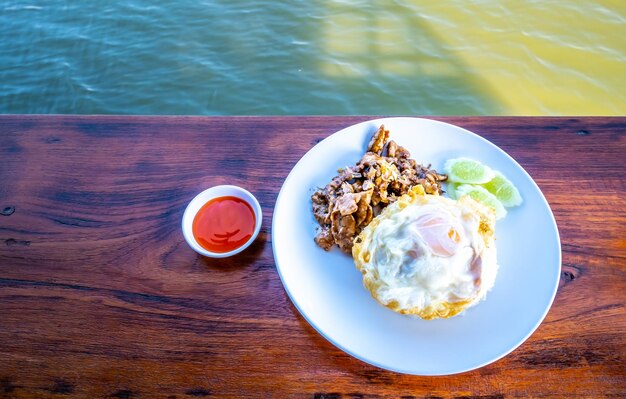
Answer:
[{"left": 320, "top": 0, "right": 625, "bottom": 115}]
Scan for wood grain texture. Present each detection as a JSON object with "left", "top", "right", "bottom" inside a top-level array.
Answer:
[{"left": 0, "top": 115, "right": 624, "bottom": 398}]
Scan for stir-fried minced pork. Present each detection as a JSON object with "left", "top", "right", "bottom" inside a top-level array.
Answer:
[{"left": 311, "top": 125, "right": 448, "bottom": 253}]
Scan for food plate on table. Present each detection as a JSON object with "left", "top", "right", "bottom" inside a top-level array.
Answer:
[{"left": 272, "top": 117, "right": 561, "bottom": 375}]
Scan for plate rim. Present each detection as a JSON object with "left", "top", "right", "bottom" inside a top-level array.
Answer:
[{"left": 271, "top": 117, "right": 561, "bottom": 375}]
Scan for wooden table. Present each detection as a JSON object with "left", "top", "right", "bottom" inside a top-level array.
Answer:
[{"left": 1, "top": 116, "right": 624, "bottom": 398}]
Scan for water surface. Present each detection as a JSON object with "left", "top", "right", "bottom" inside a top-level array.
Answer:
[{"left": 1, "top": 1, "right": 624, "bottom": 115}]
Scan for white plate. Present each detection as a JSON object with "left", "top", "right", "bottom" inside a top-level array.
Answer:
[{"left": 272, "top": 117, "right": 561, "bottom": 375}]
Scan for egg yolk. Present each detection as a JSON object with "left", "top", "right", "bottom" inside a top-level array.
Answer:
[{"left": 414, "top": 213, "right": 463, "bottom": 257}]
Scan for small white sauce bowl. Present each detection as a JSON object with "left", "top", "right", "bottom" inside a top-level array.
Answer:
[{"left": 182, "top": 185, "right": 262, "bottom": 258}]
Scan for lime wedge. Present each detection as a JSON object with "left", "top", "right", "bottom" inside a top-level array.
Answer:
[
  {"left": 444, "top": 158, "right": 495, "bottom": 184},
  {"left": 456, "top": 184, "right": 507, "bottom": 220},
  {"left": 445, "top": 182, "right": 460, "bottom": 199},
  {"left": 482, "top": 171, "right": 523, "bottom": 207}
]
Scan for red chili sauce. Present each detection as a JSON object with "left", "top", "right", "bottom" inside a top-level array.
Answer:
[{"left": 192, "top": 196, "right": 256, "bottom": 253}]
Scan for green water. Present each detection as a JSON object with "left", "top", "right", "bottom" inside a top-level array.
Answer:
[{"left": 1, "top": 1, "right": 624, "bottom": 115}]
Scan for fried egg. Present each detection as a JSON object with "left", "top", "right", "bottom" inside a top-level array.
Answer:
[{"left": 352, "top": 185, "right": 498, "bottom": 320}]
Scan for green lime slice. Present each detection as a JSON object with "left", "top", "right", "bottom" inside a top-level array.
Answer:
[
  {"left": 445, "top": 182, "right": 460, "bottom": 199},
  {"left": 444, "top": 158, "right": 495, "bottom": 184},
  {"left": 456, "top": 184, "right": 507, "bottom": 220},
  {"left": 482, "top": 171, "right": 523, "bottom": 207}
]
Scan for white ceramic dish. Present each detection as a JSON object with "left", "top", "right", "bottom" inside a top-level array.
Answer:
[
  {"left": 182, "top": 185, "right": 262, "bottom": 258},
  {"left": 272, "top": 117, "right": 561, "bottom": 375}
]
